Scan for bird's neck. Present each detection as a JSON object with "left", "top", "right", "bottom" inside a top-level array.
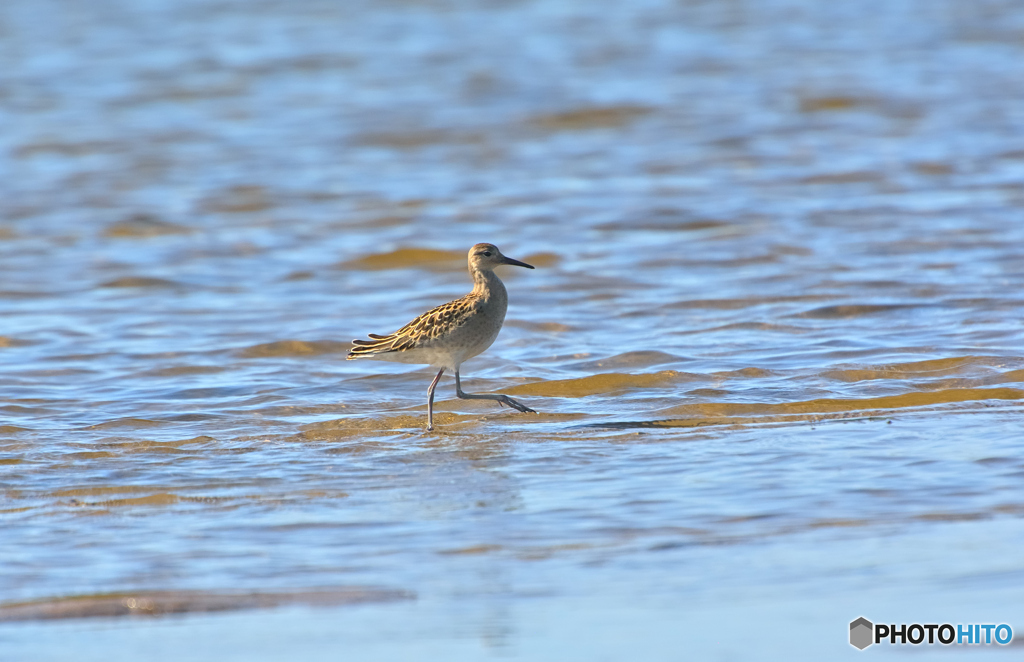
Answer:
[{"left": 471, "top": 268, "right": 506, "bottom": 302}]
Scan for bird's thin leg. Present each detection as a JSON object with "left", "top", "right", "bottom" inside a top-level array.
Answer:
[
  {"left": 426, "top": 368, "right": 445, "bottom": 431},
  {"left": 455, "top": 368, "right": 536, "bottom": 414}
]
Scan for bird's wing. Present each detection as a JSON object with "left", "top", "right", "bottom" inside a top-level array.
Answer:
[{"left": 347, "top": 294, "right": 481, "bottom": 358}]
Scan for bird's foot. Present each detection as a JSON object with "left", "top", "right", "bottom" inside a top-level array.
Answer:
[{"left": 498, "top": 395, "right": 536, "bottom": 414}]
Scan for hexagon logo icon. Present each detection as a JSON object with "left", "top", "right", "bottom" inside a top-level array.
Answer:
[{"left": 850, "top": 617, "right": 874, "bottom": 650}]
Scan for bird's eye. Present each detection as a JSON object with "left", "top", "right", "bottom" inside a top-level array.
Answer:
[{"left": 483, "top": 251, "right": 492, "bottom": 257}]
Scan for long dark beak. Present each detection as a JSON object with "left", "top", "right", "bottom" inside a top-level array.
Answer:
[{"left": 501, "top": 255, "right": 535, "bottom": 269}]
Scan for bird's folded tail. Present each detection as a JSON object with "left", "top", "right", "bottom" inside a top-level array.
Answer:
[{"left": 347, "top": 333, "right": 417, "bottom": 359}]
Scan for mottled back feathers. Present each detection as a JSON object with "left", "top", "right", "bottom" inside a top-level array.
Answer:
[{"left": 347, "top": 293, "right": 484, "bottom": 357}]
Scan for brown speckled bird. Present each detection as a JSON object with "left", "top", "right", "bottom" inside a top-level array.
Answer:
[{"left": 347, "top": 243, "right": 536, "bottom": 431}]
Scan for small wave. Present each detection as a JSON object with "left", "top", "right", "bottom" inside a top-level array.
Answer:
[
  {"left": 799, "top": 95, "right": 864, "bottom": 112},
  {"left": 164, "top": 386, "right": 251, "bottom": 400},
  {"left": 527, "top": 104, "right": 654, "bottom": 131},
  {"left": 56, "top": 486, "right": 157, "bottom": 498},
  {"left": 522, "top": 252, "right": 561, "bottom": 267},
  {"left": 0, "top": 587, "right": 413, "bottom": 622},
  {"left": 238, "top": 339, "right": 351, "bottom": 358},
  {"left": 712, "top": 367, "right": 777, "bottom": 379},
  {"left": 143, "top": 365, "right": 228, "bottom": 377},
  {"left": 199, "top": 185, "right": 275, "bottom": 214},
  {"left": 0, "top": 289, "right": 55, "bottom": 299},
  {"left": 353, "top": 128, "right": 482, "bottom": 149},
  {"left": 300, "top": 413, "right": 477, "bottom": 439},
  {"left": 99, "top": 277, "right": 186, "bottom": 289},
  {"left": 505, "top": 371, "right": 700, "bottom": 398},
  {"left": 677, "top": 322, "right": 809, "bottom": 335},
  {"left": 0, "top": 336, "right": 35, "bottom": 347},
  {"left": 822, "top": 356, "right": 1018, "bottom": 382},
  {"left": 505, "top": 320, "right": 575, "bottom": 333},
  {"left": 338, "top": 247, "right": 463, "bottom": 271},
  {"left": 82, "top": 492, "right": 182, "bottom": 507},
  {"left": 596, "top": 218, "right": 731, "bottom": 232},
  {"left": 668, "top": 295, "right": 824, "bottom": 310},
  {"left": 14, "top": 140, "right": 121, "bottom": 158},
  {"left": 438, "top": 544, "right": 504, "bottom": 556},
  {"left": 668, "top": 387, "right": 1024, "bottom": 417},
  {"left": 797, "top": 304, "right": 919, "bottom": 318},
  {"left": 103, "top": 214, "right": 193, "bottom": 238},
  {"left": 568, "top": 351, "right": 684, "bottom": 370},
  {"left": 798, "top": 171, "right": 885, "bottom": 185},
  {"left": 589, "top": 387, "right": 1024, "bottom": 429},
  {"left": 85, "top": 418, "right": 167, "bottom": 430}
]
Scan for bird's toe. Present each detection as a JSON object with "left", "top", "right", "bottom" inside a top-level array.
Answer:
[{"left": 504, "top": 398, "right": 535, "bottom": 414}]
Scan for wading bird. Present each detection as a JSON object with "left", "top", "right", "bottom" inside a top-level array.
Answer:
[{"left": 347, "top": 243, "right": 536, "bottom": 431}]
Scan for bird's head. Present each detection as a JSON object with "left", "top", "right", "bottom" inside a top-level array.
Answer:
[{"left": 468, "top": 243, "right": 534, "bottom": 272}]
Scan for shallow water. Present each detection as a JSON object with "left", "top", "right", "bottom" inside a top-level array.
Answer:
[{"left": 3, "top": 0, "right": 1024, "bottom": 658}]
